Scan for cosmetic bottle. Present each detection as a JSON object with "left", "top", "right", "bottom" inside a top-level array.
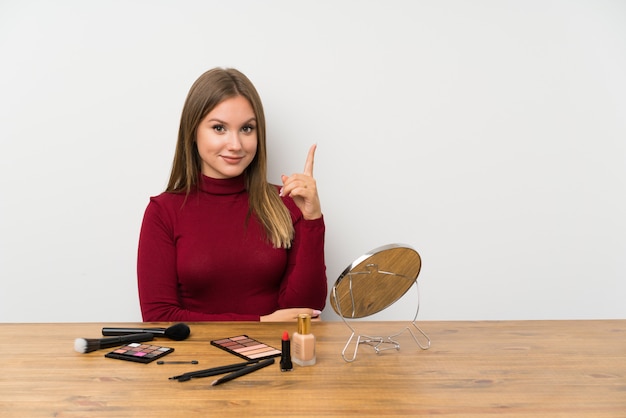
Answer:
[{"left": 293, "top": 313, "right": 316, "bottom": 366}]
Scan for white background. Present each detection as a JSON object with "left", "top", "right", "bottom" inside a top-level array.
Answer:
[{"left": 1, "top": 0, "right": 624, "bottom": 322}]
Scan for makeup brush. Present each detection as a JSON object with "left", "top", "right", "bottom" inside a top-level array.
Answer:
[
  {"left": 74, "top": 333, "right": 155, "bottom": 353},
  {"left": 101, "top": 323, "right": 191, "bottom": 341}
]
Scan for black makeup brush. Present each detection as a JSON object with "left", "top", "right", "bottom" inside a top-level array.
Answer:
[
  {"left": 101, "top": 323, "right": 191, "bottom": 341},
  {"left": 74, "top": 333, "right": 155, "bottom": 353}
]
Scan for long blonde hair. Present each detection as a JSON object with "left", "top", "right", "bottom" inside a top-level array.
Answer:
[{"left": 166, "top": 68, "right": 294, "bottom": 248}]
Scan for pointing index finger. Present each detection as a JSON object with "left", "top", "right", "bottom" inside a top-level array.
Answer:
[{"left": 303, "top": 144, "right": 317, "bottom": 176}]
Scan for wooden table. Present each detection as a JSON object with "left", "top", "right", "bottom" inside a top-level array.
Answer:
[{"left": 0, "top": 320, "right": 624, "bottom": 417}]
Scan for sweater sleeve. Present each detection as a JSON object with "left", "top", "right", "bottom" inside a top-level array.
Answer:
[
  {"left": 277, "top": 200, "right": 328, "bottom": 310},
  {"left": 136, "top": 197, "right": 260, "bottom": 322}
]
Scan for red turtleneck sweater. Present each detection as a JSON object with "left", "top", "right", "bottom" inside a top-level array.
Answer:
[{"left": 137, "top": 174, "right": 327, "bottom": 321}]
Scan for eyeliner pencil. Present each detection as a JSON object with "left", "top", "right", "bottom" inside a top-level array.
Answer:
[
  {"left": 170, "top": 359, "right": 261, "bottom": 381},
  {"left": 176, "top": 364, "right": 250, "bottom": 382},
  {"left": 211, "top": 358, "right": 275, "bottom": 386}
]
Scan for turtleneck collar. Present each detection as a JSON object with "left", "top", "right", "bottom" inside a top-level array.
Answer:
[{"left": 199, "top": 173, "right": 246, "bottom": 195}]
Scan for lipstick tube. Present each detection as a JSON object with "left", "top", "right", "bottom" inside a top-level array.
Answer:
[{"left": 280, "top": 331, "right": 293, "bottom": 372}]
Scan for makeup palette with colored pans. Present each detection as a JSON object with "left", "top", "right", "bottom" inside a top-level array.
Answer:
[
  {"left": 105, "top": 342, "right": 174, "bottom": 364},
  {"left": 211, "top": 335, "right": 281, "bottom": 361}
]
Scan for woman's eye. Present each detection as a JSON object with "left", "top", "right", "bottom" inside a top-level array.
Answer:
[
  {"left": 241, "top": 125, "right": 256, "bottom": 134},
  {"left": 212, "top": 125, "right": 225, "bottom": 133}
]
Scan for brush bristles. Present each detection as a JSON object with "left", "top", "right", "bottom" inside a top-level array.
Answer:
[
  {"left": 74, "top": 338, "right": 101, "bottom": 353},
  {"left": 164, "top": 323, "right": 191, "bottom": 341}
]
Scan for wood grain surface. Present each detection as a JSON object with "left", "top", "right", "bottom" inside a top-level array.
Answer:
[{"left": 0, "top": 320, "right": 624, "bottom": 417}]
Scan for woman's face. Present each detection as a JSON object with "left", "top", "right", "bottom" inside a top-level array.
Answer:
[{"left": 196, "top": 95, "right": 258, "bottom": 179}]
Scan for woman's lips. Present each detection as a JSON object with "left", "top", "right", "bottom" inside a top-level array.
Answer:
[{"left": 221, "top": 155, "right": 244, "bottom": 164}]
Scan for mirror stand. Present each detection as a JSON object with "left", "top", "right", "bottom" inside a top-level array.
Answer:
[{"left": 332, "top": 278, "right": 431, "bottom": 363}]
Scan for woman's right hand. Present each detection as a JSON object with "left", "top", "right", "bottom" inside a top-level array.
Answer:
[
  {"left": 280, "top": 144, "right": 322, "bottom": 220},
  {"left": 260, "top": 308, "right": 321, "bottom": 322}
]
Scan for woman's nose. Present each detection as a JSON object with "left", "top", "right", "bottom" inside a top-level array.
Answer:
[{"left": 226, "top": 132, "right": 243, "bottom": 150}]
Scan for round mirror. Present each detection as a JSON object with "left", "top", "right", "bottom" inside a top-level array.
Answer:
[{"left": 330, "top": 244, "right": 422, "bottom": 319}]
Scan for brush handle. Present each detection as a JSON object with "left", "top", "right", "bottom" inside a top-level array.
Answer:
[
  {"left": 211, "top": 358, "right": 275, "bottom": 386},
  {"left": 102, "top": 327, "right": 166, "bottom": 336},
  {"left": 99, "top": 333, "right": 155, "bottom": 349}
]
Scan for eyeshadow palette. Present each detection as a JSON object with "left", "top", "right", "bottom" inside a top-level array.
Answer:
[
  {"left": 105, "top": 342, "right": 174, "bottom": 364},
  {"left": 211, "top": 335, "right": 281, "bottom": 361}
]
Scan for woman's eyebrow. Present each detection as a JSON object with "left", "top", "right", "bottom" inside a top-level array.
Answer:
[{"left": 206, "top": 117, "right": 256, "bottom": 125}]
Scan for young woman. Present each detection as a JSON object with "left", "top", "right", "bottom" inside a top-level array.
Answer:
[{"left": 137, "top": 68, "right": 327, "bottom": 321}]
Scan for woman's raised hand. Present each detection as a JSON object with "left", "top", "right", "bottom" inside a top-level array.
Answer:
[{"left": 280, "top": 144, "right": 322, "bottom": 220}]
